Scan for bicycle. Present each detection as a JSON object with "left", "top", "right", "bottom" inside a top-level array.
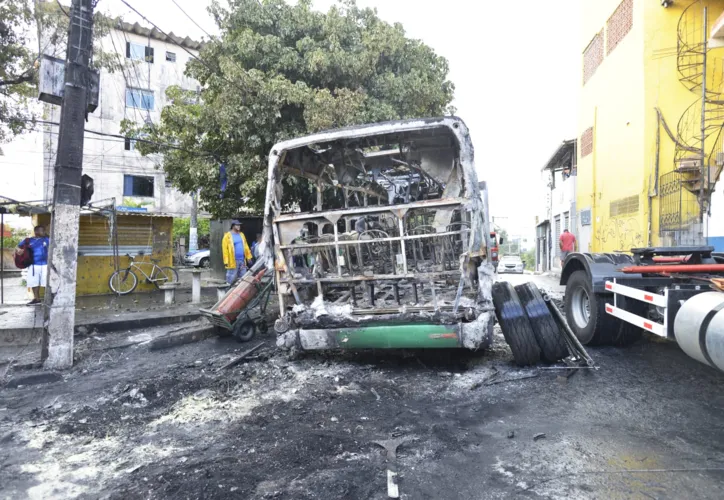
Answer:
[{"left": 108, "top": 253, "right": 179, "bottom": 295}]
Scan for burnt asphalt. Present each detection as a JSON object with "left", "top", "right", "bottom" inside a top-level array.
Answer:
[{"left": 0, "top": 273, "right": 723, "bottom": 499}]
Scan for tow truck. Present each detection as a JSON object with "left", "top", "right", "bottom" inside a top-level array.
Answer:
[{"left": 560, "top": 246, "right": 724, "bottom": 371}]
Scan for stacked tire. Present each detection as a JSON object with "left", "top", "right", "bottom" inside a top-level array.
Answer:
[{"left": 492, "top": 282, "right": 568, "bottom": 366}]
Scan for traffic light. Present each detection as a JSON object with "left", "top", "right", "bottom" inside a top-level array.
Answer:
[{"left": 80, "top": 174, "right": 94, "bottom": 206}]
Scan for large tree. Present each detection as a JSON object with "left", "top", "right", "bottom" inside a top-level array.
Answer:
[
  {"left": 0, "top": 0, "right": 38, "bottom": 142},
  {"left": 126, "top": 0, "right": 455, "bottom": 217},
  {"left": 0, "top": 0, "right": 121, "bottom": 142}
]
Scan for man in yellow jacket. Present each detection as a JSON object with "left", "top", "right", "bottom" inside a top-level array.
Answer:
[{"left": 222, "top": 220, "right": 252, "bottom": 284}]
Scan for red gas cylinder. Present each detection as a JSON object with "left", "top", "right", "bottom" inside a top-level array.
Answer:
[{"left": 216, "top": 269, "right": 266, "bottom": 322}]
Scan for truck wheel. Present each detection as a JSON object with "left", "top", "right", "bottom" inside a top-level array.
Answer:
[
  {"left": 515, "top": 283, "right": 569, "bottom": 362},
  {"left": 492, "top": 282, "right": 541, "bottom": 366},
  {"left": 564, "top": 270, "right": 643, "bottom": 346}
]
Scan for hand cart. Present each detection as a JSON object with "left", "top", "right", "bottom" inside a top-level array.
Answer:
[{"left": 200, "top": 271, "right": 274, "bottom": 342}]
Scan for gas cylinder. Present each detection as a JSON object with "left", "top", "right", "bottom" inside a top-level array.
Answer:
[
  {"left": 674, "top": 291, "right": 724, "bottom": 371},
  {"left": 216, "top": 269, "right": 266, "bottom": 322}
]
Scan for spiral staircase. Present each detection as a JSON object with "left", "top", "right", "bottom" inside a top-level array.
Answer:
[{"left": 674, "top": 0, "right": 724, "bottom": 217}]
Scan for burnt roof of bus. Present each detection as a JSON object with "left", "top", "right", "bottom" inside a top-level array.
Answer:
[
  {"left": 270, "top": 117, "right": 471, "bottom": 193},
  {"left": 271, "top": 116, "right": 467, "bottom": 156}
]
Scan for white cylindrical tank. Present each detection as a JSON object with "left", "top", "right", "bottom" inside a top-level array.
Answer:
[{"left": 674, "top": 291, "right": 724, "bottom": 371}]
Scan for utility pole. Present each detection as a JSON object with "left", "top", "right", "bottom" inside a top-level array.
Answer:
[
  {"left": 43, "top": 0, "right": 95, "bottom": 369},
  {"left": 189, "top": 88, "right": 202, "bottom": 253},
  {"left": 189, "top": 190, "right": 198, "bottom": 252}
]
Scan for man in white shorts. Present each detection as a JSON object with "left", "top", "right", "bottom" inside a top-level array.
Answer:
[{"left": 17, "top": 225, "right": 50, "bottom": 305}]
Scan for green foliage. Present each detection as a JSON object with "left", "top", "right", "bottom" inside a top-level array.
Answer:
[
  {"left": 521, "top": 248, "right": 536, "bottom": 270},
  {"left": 496, "top": 228, "right": 509, "bottom": 247},
  {"left": 172, "top": 217, "right": 210, "bottom": 243},
  {"left": 0, "top": 0, "right": 35, "bottom": 142},
  {"left": 0, "top": 1, "right": 122, "bottom": 142},
  {"left": 124, "top": 0, "right": 455, "bottom": 217},
  {"left": 1, "top": 225, "right": 31, "bottom": 248},
  {"left": 120, "top": 197, "right": 154, "bottom": 209}
]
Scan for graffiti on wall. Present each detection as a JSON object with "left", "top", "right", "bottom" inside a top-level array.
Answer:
[{"left": 594, "top": 217, "right": 645, "bottom": 251}]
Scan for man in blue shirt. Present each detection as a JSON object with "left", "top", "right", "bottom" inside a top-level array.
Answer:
[{"left": 16, "top": 225, "right": 50, "bottom": 305}]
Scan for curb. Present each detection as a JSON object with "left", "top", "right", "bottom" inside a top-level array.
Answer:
[
  {"left": 0, "top": 310, "right": 205, "bottom": 347},
  {"left": 87, "top": 311, "right": 203, "bottom": 334}
]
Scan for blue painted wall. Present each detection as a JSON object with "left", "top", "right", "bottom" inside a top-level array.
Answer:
[{"left": 708, "top": 237, "right": 724, "bottom": 252}]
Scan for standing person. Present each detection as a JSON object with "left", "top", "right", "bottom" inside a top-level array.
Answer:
[
  {"left": 251, "top": 233, "right": 262, "bottom": 263},
  {"left": 222, "top": 220, "right": 252, "bottom": 284},
  {"left": 559, "top": 228, "right": 576, "bottom": 268},
  {"left": 16, "top": 225, "right": 50, "bottom": 305}
]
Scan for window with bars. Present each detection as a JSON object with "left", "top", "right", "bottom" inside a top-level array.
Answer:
[
  {"left": 610, "top": 195, "right": 639, "bottom": 217},
  {"left": 607, "top": 0, "right": 633, "bottom": 55},
  {"left": 583, "top": 30, "right": 604, "bottom": 84},
  {"left": 581, "top": 127, "right": 593, "bottom": 157}
]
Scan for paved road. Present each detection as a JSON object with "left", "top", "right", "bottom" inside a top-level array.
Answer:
[
  {"left": 497, "top": 271, "right": 564, "bottom": 298},
  {"left": 1, "top": 273, "right": 723, "bottom": 499}
]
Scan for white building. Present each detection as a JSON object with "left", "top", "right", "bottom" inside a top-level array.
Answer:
[
  {"left": 536, "top": 139, "right": 578, "bottom": 273},
  {"left": 2, "top": 18, "right": 202, "bottom": 220}
]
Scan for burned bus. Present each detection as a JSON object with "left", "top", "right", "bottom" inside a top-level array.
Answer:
[{"left": 259, "top": 117, "right": 496, "bottom": 351}]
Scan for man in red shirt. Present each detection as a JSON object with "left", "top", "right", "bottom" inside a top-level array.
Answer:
[{"left": 559, "top": 229, "right": 576, "bottom": 267}]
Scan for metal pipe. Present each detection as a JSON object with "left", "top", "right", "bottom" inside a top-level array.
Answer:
[
  {"left": 700, "top": 6, "right": 708, "bottom": 224},
  {"left": 653, "top": 256, "right": 690, "bottom": 263},
  {"left": 452, "top": 275, "right": 465, "bottom": 314},
  {"left": 621, "top": 264, "right": 724, "bottom": 274},
  {"left": 542, "top": 294, "right": 595, "bottom": 367}
]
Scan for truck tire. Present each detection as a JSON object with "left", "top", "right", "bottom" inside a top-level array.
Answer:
[
  {"left": 515, "top": 283, "right": 569, "bottom": 362},
  {"left": 492, "top": 282, "right": 541, "bottom": 366},
  {"left": 564, "top": 270, "right": 643, "bottom": 346}
]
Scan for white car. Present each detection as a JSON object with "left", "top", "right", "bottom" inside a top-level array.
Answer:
[
  {"left": 184, "top": 249, "right": 210, "bottom": 268},
  {"left": 498, "top": 255, "right": 524, "bottom": 274}
]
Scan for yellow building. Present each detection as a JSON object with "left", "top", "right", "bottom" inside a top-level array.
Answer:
[
  {"left": 35, "top": 212, "right": 173, "bottom": 295},
  {"left": 579, "top": 0, "right": 724, "bottom": 253}
]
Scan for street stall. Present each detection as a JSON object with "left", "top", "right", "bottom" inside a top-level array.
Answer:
[{"left": 0, "top": 195, "right": 175, "bottom": 300}]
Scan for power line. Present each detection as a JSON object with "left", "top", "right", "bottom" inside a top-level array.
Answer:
[
  {"left": 24, "top": 119, "right": 214, "bottom": 157},
  {"left": 55, "top": 0, "right": 70, "bottom": 17},
  {"left": 108, "top": 29, "right": 143, "bottom": 124},
  {"left": 119, "top": 0, "right": 249, "bottom": 99},
  {"left": 170, "top": 0, "right": 213, "bottom": 39},
  {"left": 120, "top": 0, "right": 215, "bottom": 76}
]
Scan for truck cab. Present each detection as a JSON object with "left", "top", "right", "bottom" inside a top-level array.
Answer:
[{"left": 559, "top": 247, "right": 724, "bottom": 369}]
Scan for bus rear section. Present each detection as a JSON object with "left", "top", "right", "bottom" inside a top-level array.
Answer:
[{"left": 259, "top": 117, "right": 496, "bottom": 351}]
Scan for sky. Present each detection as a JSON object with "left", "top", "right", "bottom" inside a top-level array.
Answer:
[{"left": 49, "top": 0, "right": 582, "bottom": 238}]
